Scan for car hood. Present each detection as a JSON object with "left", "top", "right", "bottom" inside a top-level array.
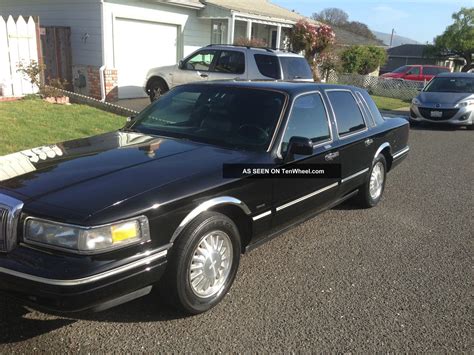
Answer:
[
  {"left": 0, "top": 131, "right": 252, "bottom": 218},
  {"left": 417, "top": 92, "right": 473, "bottom": 106},
  {"left": 382, "top": 73, "right": 403, "bottom": 78}
]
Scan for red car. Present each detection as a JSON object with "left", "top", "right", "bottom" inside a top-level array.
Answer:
[{"left": 381, "top": 65, "right": 450, "bottom": 82}]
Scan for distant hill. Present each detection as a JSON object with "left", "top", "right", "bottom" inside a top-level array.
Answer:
[{"left": 372, "top": 30, "right": 420, "bottom": 47}]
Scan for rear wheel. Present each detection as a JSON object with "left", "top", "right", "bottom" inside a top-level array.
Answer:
[
  {"left": 355, "top": 154, "right": 387, "bottom": 208},
  {"left": 147, "top": 78, "right": 168, "bottom": 102},
  {"left": 160, "top": 212, "right": 241, "bottom": 314}
]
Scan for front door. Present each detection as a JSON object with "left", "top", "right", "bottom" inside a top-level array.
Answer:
[
  {"left": 173, "top": 49, "right": 218, "bottom": 86},
  {"left": 272, "top": 92, "right": 339, "bottom": 229}
]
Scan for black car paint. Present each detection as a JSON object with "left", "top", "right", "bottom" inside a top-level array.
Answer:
[{"left": 0, "top": 81, "right": 409, "bottom": 311}]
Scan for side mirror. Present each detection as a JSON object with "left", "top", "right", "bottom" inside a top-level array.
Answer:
[
  {"left": 286, "top": 136, "right": 313, "bottom": 160},
  {"left": 178, "top": 60, "right": 184, "bottom": 69},
  {"left": 126, "top": 116, "right": 135, "bottom": 122}
]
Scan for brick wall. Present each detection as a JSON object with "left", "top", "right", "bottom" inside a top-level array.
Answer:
[{"left": 86, "top": 66, "right": 118, "bottom": 102}]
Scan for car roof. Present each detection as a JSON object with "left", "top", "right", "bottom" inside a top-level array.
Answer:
[
  {"left": 203, "top": 44, "right": 303, "bottom": 57},
  {"left": 177, "top": 80, "right": 361, "bottom": 95},
  {"left": 435, "top": 72, "right": 474, "bottom": 78}
]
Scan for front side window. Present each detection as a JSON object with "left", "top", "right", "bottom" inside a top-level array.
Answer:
[
  {"left": 281, "top": 93, "right": 331, "bottom": 154},
  {"left": 327, "top": 90, "right": 366, "bottom": 136},
  {"left": 183, "top": 50, "right": 217, "bottom": 71},
  {"left": 213, "top": 51, "right": 245, "bottom": 74},
  {"left": 406, "top": 67, "right": 420, "bottom": 75},
  {"left": 132, "top": 85, "right": 286, "bottom": 152},
  {"left": 254, "top": 54, "right": 281, "bottom": 79},
  {"left": 392, "top": 65, "right": 409, "bottom": 73}
]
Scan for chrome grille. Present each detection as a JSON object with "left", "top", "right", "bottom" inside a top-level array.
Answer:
[
  {"left": 0, "top": 208, "right": 8, "bottom": 251},
  {"left": 0, "top": 194, "right": 24, "bottom": 252}
]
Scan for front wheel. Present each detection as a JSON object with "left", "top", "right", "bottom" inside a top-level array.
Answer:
[
  {"left": 355, "top": 154, "right": 387, "bottom": 208},
  {"left": 160, "top": 212, "right": 241, "bottom": 314},
  {"left": 147, "top": 79, "right": 168, "bottom": 102}
]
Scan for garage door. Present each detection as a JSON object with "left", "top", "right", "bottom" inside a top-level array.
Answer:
[{"left": 114, "top": 18, "right": 178, "bottom": 99}]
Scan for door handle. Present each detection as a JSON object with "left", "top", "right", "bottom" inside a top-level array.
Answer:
[
  {"left": 325, "top": 151, "right": 339, "bottom": 161},
  {"left": 365, "top": 138, "right": 373, "bottom": 146},
  {"left": 200, "top": 73, "right": 208, "bottom": 78}
]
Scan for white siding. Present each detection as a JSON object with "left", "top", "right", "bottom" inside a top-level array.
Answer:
[
  {"left": 0, "top": 0, "right": 103, "bottom": 66},
  {"left": 102, "top": 0, "right": 212, "bottom": 68}
]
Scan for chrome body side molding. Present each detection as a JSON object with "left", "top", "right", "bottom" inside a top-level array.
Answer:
[
  {"left": 392, "top": 146, "right": 410, "bottom": 159},
  {"left": 252, "top": 210, "right": 272, "bottom": 221},
  {"left": 170, "top": 196, "right": 252, "bottom": 242},
  {"left": 341, "top": 168, "right": 370, "bottom": 184},
  {"left": 276, "top": 182, "right": 339, "bottom": 212}
]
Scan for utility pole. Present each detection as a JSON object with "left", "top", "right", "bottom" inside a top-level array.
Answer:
[{"left": 389, "top": 28, "right": 395, "bottom": 48}]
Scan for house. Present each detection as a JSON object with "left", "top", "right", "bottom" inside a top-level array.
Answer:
[
  {"left": 0, "top": 0, "right": 308, "bottom": 100},
  {"left": 380, "top": 44, "right": 460, "bottom": 74}
]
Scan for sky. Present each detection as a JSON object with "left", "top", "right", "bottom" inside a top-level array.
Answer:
[{"left": 272, "top": 0, "right": 472, "bottom": 44}]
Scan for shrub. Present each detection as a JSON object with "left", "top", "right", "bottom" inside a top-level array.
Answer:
[{"left": 340, "top": 45, "right": 387, "bottom": 75}]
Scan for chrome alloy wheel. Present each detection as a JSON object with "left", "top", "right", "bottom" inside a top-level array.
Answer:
[
  {"left": 369, "top": 161, "right": 384, "bottom": 200},
  {"left": 189, "top": 230, "right": 233, "bottom": 298}
]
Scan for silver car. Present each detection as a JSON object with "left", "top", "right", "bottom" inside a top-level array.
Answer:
[
  {"left": 410, "top": 72, "right": 474, "bottom": 130},
  {"left": 143, "top": 44, "right": 313, "bottom": 101}
]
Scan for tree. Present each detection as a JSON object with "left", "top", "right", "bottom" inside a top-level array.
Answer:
[
  {"left": 312, "top": 8, "right": 377, "bottom": 41},
  {"left": 312, "top": 8, "right": 348, "bottom": 26},
  {"left": 288, "top": 20, "right": 335, "bottom": 80},
  {"left": 431, "top": 7, "right": 474, "bottom": 72},
  {"left": 340, "top": 45, "right": 387, "bottom": 75}
]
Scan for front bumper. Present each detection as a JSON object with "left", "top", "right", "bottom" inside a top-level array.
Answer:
[
  {"left": 0, "top": 247, "right": 169, "bottom": 312},
  {"left": 410, "top": 104, "right": 473, "bottom": 126}
]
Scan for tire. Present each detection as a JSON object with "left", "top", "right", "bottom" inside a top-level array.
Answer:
[
  {"left": 355, "top": 154, "right": 387, "bottom": 208},
  {"left": 466, "top": 125, "right": 474, "bottom": 131},
  {"left": 148, "top": 78, "right": 168, "bottom": 102},
  {"left": 160, "top": 212, "right": 241, "bottom": 314},
  {"left": 408, "top": 118, "right": 420, "bottom": 127}
]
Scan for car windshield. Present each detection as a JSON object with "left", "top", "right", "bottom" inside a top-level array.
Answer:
[
  {"left": 279, "top": 57, "right": 313, "bottom": 80},
  {"left": 130, "top": 85, "right": 286, "bottom": 151},
  {"left": 424, "top": 77, "right": 474, "bottom": 93},
  {"left": 392, "top": 66, "right": 409, "bottom": 73}
]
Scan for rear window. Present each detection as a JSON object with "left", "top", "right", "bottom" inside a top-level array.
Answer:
[
  {"left": 279, "top": 57, "right": 313, "bottom": 80},
  {"left": 254, "top": 54, "right": 281, "bottom": 79}
]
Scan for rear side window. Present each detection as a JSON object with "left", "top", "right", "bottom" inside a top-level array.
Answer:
[
  {"left": 281, "top": 93, "right": 331, "bottom": 154},
  {"left": 279, "top": 57, "right": 313, "bottom": 80},
  {"left": 213, "top": 51, "right": 245, "bottom": 74},
  {"left": 327, "top": 90, "right": 366, "bottom": 136},
  {"left": 423, "top": 67, "right": 439, "bottom": 76},
  {"left": 254, "top": 54, "right": 281, "bottom": 79}
]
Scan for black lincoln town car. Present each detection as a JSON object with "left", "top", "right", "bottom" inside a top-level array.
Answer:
[{"left": 0, "top": 81, "right": 409, "bottom": 314}]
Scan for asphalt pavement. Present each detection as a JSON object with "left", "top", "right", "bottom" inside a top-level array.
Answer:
[{"left": 0, "top": 124, "right": 472, "bottom": 352}]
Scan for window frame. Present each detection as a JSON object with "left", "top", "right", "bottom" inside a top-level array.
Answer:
[
  {"left": 325, "top": 89, "right": 368, "bottom": 139},
  {"left": 277, "top": 91, "right": 334, "bottom": 158},
  {"left": 181, "top": 49, "right": 219, "bottom": 72},
  {"left": 354, "top": 91, "right": 376, "bottom": 127}
]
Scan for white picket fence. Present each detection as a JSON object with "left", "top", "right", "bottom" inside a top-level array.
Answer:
[{"left": 0, "top": 15, "right": 39, "bottom": 97}]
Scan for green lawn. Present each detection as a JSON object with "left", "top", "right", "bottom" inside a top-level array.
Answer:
[
  {"left": 371, "top": 96, "right": 410, "bottom": 111},
  {"left": 0, "top": 99, "right": 126, "bottom": 156}
]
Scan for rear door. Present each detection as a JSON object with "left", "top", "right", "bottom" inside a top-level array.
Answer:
[
  {"left": 325, "top": 89, "right": 373, "bottom": 196},
  {"left": 207, "top": 50, "right": 247, "bottom": 81}
]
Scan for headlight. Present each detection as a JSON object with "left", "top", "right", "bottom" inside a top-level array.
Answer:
[
  {"left": 24, "top": 216, "right": 150, "bottom": 253},
  {"left": 411, "top": 98, "right": 421, "bottom": 105},
  {"left": 455, "top": 100, "right": 474, "bottom": 108}
]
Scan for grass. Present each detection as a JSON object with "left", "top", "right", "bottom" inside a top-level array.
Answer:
[
  {"left": 0, "top": 99, "right": 126, "bottom": 156},
  {"left": 371, "top": 96, "right": 411, "bottom": 111}
]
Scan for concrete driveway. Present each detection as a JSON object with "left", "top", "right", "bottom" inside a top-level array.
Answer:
[
  {"left": 115, "top": 98, "right": 150, "bottom": 113},
  {"left": 0, "top": 126, "right": 472, "bottom": 352}
]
